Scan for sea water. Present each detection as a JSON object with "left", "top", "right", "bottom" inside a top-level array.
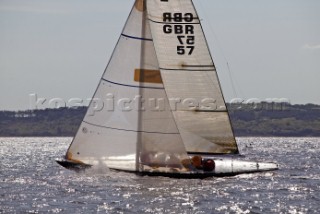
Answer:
[{"left": 0, "top": 137, "right": 319, "bottom": 213}]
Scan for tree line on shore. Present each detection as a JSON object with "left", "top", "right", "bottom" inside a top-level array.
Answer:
[{"left": 0, "top": 103, "right": 319, "bottom": 137}]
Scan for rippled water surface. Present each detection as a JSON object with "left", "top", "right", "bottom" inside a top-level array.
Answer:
[{"left": 0, "top": 137, "right": 319, "bottom": 213}]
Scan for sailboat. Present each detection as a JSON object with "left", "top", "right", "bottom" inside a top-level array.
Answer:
[{"left": 57, "top": 0, "right": 278, "bottom": 178}]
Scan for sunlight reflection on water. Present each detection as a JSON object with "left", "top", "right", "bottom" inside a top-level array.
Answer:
[{"left": 0, "top": 137, "right": 319, "bottom": 213}]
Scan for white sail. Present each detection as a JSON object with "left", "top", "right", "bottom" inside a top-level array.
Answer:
[
  {"left": 146, "top": 0, "right": 238, "bottom": 154},
  {"left": 65, "top": 0, "right": 191, "bottom": 173},
  {"left": 58, "top": 0, "right": 279, "bottom": 177}
]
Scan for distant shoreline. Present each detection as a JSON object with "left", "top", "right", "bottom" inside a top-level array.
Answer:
[{"left": 1, "top": 103, "right": 319, "bottom": 137}]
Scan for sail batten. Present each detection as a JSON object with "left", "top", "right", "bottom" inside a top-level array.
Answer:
[
  {"left": 101, "top": 78, "right": 164, "bottom": 89},
  {"left": 82, "top": 120, "right": 180, "bottom": 135},
  {"left": 159, "top": 67, "right": 216, "bottom": 71},
  {"left": 121, "top": 33, "right": 153, "bottom": 41},
  {"left": 181, "top": 65, "right": 215, "bottom": 68}
]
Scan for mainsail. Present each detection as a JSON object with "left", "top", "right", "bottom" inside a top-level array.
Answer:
[
  {"left": 64, "top": 0, "right": 239, "bottom": 174},
  {"left": 146, "top": 0, "right": 238, "bottom": 155}
]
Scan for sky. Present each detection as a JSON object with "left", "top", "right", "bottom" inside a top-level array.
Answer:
[{"left": 0, "top": 0, "right": 319, "bottom": 110}]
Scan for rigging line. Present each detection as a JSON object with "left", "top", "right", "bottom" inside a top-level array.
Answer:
[
  {"left": 226, "top": 62, "right": 238, "bottom": 98},
  {"left": 195, "top": 0, "right": 245, "bottom": 99}
]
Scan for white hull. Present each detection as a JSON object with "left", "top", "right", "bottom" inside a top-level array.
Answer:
[
  {"left": 133, "top": 157, "right": 278, "bottom": 178},
  {"left": 211, "top": 157, "right": 278, "bottom": 175},
  {"left": 58, "top": 156, "right": 278, "bottom": 178}
]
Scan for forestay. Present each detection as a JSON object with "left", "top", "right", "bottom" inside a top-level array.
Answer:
[{"left": 146, "top": 0, "right": 238, "bottom": 154}]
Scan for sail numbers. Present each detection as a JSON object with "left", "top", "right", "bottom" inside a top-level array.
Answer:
[{"left": 162, "top": 12, "right": 196, "bottom": 55}]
